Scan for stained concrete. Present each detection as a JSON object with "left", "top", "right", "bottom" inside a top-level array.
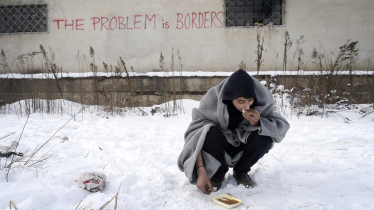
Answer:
[{"left": 1, "top": 75, "right": 373, "bottom": 107}]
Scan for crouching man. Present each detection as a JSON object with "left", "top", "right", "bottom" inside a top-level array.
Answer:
[{"left": 177, "top": 69, "right": 290, "bottom": 195}]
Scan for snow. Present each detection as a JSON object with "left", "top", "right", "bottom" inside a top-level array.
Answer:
[
  {"left": 1, "top": 100, "right": 374, "bottom": 210},
  {"left": 1, "top": 70, "right": 373, "bottom": 79}
]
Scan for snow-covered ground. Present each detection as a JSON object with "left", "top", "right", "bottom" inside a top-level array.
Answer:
[{"left": 1, "top": 100, "right": 374, "bottom": 210}]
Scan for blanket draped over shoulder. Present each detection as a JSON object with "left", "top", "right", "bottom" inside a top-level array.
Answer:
[{"left": 177, "top": 77, "right": 290, "bottom": 184}]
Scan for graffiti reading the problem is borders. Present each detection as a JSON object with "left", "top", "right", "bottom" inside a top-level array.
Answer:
[{"left": 53, "top": 11, "right": 223, "bottom": 31}]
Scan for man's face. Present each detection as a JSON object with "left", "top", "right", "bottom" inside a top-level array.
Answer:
[{"left": 232, "top": 97, "right": 254, "bottom": 112}]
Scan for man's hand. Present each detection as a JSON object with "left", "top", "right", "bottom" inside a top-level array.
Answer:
[
  {"left": 196, "top": 167, "right": 214, "bottom": 195},
  {"left": 243, "top": 108, "right": 261, "bottom": 126}
]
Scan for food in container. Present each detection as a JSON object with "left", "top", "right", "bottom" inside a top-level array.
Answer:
[{"left": 212, "top": 194, "right": 242, "bottom": 209}]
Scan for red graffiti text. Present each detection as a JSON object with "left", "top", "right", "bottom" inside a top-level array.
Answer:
[
  {"left": 176, "top": 11, "right": 223, "bottom": 29},
  {"left": 91, "top": 15, "right": 157, "bottom": 30},
  {"left": 53, "top": 19, "right": 85, "bottom": 30}
]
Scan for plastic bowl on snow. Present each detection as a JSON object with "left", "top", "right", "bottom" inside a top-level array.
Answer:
[{"left": 212, "top": 194, "right": 242, "bottom": 209}]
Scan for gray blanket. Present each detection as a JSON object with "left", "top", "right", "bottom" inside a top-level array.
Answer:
[{"left": 177, "top": 76, "right": 290, "bottom": 184}]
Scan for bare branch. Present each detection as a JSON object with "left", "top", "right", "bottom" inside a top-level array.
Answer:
[
  {"left": 24, "top": 107, "right": 84, "bottom": 166},
  {"left": 6, "top": 115, "right": 29, "bottom": 182}
]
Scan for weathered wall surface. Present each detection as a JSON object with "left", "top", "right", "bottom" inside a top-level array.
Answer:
[
  {"left": 1, "top": 0, "right": 374, "bottom": 74},
  {"left": 1, "top": 75, "right": 373, "bottom": 107}
]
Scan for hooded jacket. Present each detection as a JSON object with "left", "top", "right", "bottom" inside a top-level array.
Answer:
[
  {"left": 224, "top": 69, "right": 257, "bottom": 130},
  {"left": 177, "top": 70, "right": 290, "bottom": 184},
  {"left": 222, "top": 69, "right": 257, "bottom": 105}
]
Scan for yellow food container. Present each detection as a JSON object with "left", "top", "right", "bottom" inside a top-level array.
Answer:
[{"left": 212, "top": 194, "right": 243, "bottom": 209}]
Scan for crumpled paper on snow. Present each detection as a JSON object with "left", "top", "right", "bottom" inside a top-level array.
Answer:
[{"left": 75, "top": 171, "right": 108, "bottom": 192}]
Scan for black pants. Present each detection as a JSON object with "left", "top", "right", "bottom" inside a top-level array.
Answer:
[{"left": 202, "top": 126, "right": 272, "bottom": 175}]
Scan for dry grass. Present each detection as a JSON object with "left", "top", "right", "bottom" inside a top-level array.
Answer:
[
  {"left": 0, "top": 46, "right": 186, "bottom": 117},
  {"left": 98, "top": 183, "right": 121, "bottom": 210},
  {"left": 0, "top": 36, "right": 373, "bottom": 118},
  {"left": 1, "top": 107, "right": 85, "bottom": 182},
  {"left": 74, "top": 183, "right": 122, "bottom": 210},
  {"left": 9, "top": 200, "right": 18, "bottom": 210}
]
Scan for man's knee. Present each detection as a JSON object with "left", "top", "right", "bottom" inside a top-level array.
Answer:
[
  {"left": 203, "top": 126, "right": 226, "bottom": 150},
  {"left": 246, "top": 131, "right": 272, "bottom": 151}
]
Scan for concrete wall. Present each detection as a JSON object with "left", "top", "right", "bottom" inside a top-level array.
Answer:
[
  {"left": 1, "top": 0, "right": 374, "bottom": 74},
  {"left": 1, "top": 75, "right": 373, "bottom": 107}
]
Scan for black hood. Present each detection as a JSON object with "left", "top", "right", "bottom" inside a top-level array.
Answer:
[{"left": 222, "top": 69, "right": 257, "bottom": 105}]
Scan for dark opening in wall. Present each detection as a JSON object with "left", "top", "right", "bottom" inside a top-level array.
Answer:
[
  {"left": 225, "top": 0, "right": 283, "bottom": 27},
  {"left": 0, "top": 3, "right": 49, "bottom": 34}
]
